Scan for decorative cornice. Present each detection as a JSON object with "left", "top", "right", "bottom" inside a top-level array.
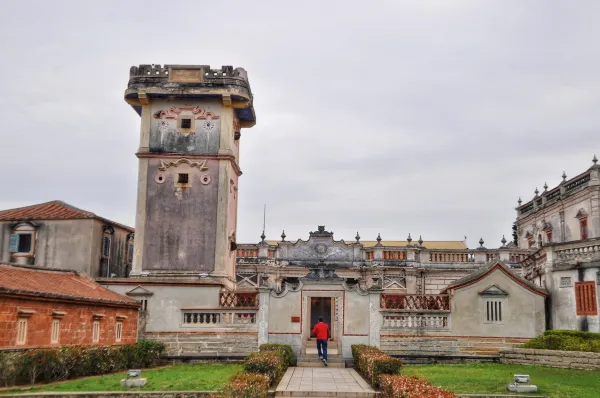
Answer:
[
  {"left": 136, "top": 153, "right": 242, "bottom": 176},
  {"left": 158, "top": 158, "right": 209, "bottom": 171}
]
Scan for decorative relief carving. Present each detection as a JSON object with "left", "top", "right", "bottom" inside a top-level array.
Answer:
[
  {"left": 158, "top": 159, "right": 208, "bottom": 171},
  {"left": 560, "top": 276, "right": 573, "bottom": 288},
  {"left": 153, "top": 106, "right": 219, "bottom": 121},
  {"left": 383, "top": 276, "right": 406, "bottom": 289}
]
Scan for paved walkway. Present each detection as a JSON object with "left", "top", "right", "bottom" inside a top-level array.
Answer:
[{"left": 275, "top": 367, "right": 376, "bottom": 397}]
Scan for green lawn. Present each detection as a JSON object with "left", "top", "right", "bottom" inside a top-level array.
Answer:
[
  {"left": 403, "top": 363, "right": 600, "bottom": 398},
  {"left": 1, "top": 364, "right": 242, "bottom": 394}
]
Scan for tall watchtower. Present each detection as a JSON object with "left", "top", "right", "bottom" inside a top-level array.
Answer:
[{"left": 125, "top": 65, "right": 256, "bottom": 286}]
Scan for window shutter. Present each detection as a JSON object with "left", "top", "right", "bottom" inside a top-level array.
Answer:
[
  {"left": 9, "top": 234, "right": 19, "bottom": 253},
  {"left": 575, "top": 281, "right": 598, "bottom": 316}
]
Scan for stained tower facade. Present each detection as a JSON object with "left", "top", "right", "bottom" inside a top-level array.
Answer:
[{"left": 124, "top": 65, "right": 256, "bottom": 286}]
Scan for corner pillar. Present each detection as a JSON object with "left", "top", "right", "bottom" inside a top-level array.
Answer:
[
  {"left": 257, "top": 287, "right": 271, "bottom": 346},
  {"left": 368, "top": 290, "right": 383, "bottom": 348}
]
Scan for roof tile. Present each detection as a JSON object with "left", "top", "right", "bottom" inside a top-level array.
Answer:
[{"left": 0, "top": 264, "right": 137, "bottom": 306}]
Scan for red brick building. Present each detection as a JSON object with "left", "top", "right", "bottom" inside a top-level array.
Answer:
[{"left": 0, "top": 263, "right": 139, "bottom": 349}]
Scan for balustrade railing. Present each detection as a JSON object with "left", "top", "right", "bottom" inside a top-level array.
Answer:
[
  {"left": 382, "top": 313, "right": 449, "bottom": 330},
  {"left": 555, "top": 241, "right": 600, "bottom": 262},
  {"left": 428, "top": 252, "right": 473, "bottom": 263},
  {"left": 220, "top": 292, "right": 259, "bottom": 308},
  {"left": 380, "top": 294, "right": 450, "bottom": 311},
  {"left": 182, "top": 309, "right": 257, "bottom": 326}
]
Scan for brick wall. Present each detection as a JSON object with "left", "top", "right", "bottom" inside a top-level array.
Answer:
[
  {"left": 0, "top": 296, "right": 138, "bottom": 349},
  {"left": 500, "top": 347, "right": 600, "bottom": 370}
]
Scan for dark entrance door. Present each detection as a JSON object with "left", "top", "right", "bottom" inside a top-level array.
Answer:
[{"left": 310, "top": 297, "right": 332, "bottom": 339}]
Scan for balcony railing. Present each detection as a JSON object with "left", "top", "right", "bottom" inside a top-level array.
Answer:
[
  {"left": 554, "top": 240, "right": 600, "bottom": 263},
  {"left": 382, "top": 313, "right": 449, "bottom": 330},
  {"left": 380, "top": 294, "right": 450, "bottom": 311},
  {"left": 182, "top": 309, "right": 257, "bottom": 326},
  {"left": 429, "top": 252, "right": 473, "bottom": 263}
]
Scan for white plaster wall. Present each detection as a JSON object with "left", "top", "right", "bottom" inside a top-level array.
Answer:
[
  {"left": 103, "top": 284, "right": 220, "bottom": 331},
  {"left": 268, "top": 290, "right": 301, "bottom": 334},
  {"left": 344, "top": 291, "right": 370, "bottom": 335},
  {"left": 451, "top": 269, "right": 545, "bottom": 338}
]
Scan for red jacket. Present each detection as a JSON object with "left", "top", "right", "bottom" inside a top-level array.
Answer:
[{"left": 312, "top": 322, "right": 330, "bottom": 340}]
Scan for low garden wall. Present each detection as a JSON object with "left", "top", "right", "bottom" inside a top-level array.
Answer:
[
  {"left": 499, "top": 347, "right": 600, "bottom": 370},
  {"left": 0, "top": 394, "right": 215, "bottom": 398},
  {"left": 144, "top": 331, "right": 258, "bottom": 357}
]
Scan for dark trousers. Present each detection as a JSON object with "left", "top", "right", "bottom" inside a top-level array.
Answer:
[{"left": 316, "top": 339, "right": 328, "bottom": 360}]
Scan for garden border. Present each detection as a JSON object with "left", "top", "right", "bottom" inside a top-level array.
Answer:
[{"left": 499, "top": 347, "right": 600, "bottom": 370}]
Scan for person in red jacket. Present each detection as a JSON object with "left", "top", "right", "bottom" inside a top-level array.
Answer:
[{"left": 312, "top": 317, "right": 330, "bottom": 366}]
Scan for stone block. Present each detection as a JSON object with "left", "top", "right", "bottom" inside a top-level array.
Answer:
[
  {"left": 506, "top": 383, "right": 538, "bottom": 393},
  {"left": 120, "top": 377, "right": 147, "bottom": 387}
]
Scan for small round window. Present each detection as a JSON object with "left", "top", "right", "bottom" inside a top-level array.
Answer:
[
  {"left": 200, "top": 174, "right": 211, "bottom": 185},
  {"left": 155, "top": 173, "right": 166, "bottom": 184}
]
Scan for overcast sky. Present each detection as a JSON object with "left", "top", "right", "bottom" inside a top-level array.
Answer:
[{"left": 1, "top": 1, "right": 599, "bottom": 248}]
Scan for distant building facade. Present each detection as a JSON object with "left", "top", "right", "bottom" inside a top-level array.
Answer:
[
  {"left": 100, "top": 63, "right": 545, "bottom": 362},
  {"left": 0, "top": 201, "right": 135, "bottom": 277},
  {"left": 519, "top": 157, "right": 600, "bottom": 332},
  {"left": 0, "top": 263, "right": 138, "bottom": 349}
]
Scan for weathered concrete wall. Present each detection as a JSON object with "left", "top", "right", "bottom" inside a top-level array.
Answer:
[
  {"left": 0, "top": 219, "right": 132, "bottom": 277},
  {"left": 102, "top": 285, "right": 221, "bottom": 332},
  {"left": 149, "top": 99, "right": 222, "bottom": 155},
  {"left": 424, "top": 271, "right": 470, "bottom": 294},
  {"left": 381, "top": 335, "right": 528, "bottom": 357},
  {"left": 500, "top": 347, "right": 600, "bottom": 370},
  {"left": 518, "top": 190, "right": 593, "bottom": 248},
  {"left": 545, "top": 266, "right": 600, "bottom": 332},
  {"left": 146, "top": 331, "right": 257, "bottom": 356},
  {"left": 451, "top": 268, "right": 545, "bottom": 338},
  {"left": 143, "top": 158, "right": 219, "bottom": 272}
]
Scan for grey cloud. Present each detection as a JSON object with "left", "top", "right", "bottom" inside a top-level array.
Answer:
[{"left": 1, "top": 0, "right": 599, "bottom": 248}]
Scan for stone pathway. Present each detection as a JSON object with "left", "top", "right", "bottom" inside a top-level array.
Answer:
[{"left": 275, "top": 367, "right": 377, "bottom": 397}]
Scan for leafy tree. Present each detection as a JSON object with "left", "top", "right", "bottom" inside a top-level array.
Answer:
[{"left": 512, "top": 222, "right": 518, "bottom": 246}]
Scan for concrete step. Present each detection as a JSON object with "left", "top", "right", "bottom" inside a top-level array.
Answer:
[
  {"left": 298, "top": 358, "right": 344, "bottom": 364},
  {"left": 305, "top": 348, "right": 339, "bottom": 355},
  {"left": 296, "top": 361, "right": 345, "bottom": 368}
]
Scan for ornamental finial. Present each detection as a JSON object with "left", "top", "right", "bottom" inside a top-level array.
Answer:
[
  {"left": 501, "top": 235, "right": 507, "bottom": 246},
  {"left": 594, "top": 154, "right": 598, "bottom": 165},
  {"left": 281, "top": 230, "right": 286, "bottom": 242},
  {"left": 479, "top": 237, "right": 484, "bottom": 247},
  {"left": 418, "top": 235, "right": 423, "bottom": 246},
  {"left": 407, "top": 233, "right": 412, "bottom": 244},
  {"left": 355, "top": 231, "right": 361, "bottom": 243}
]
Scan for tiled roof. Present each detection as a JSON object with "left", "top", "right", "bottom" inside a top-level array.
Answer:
[
  {"left": 0, "top": 264, "right": 138, "bottom": 307},
  {"left": 263, "top": 240, "right": 467, "bottom": 250},
  {"left": 361, "top": 241, "right": 467, "bottom": 250},
  {"left": 0, "top": 200, "right": 134, "bottom": 232},
  {"left": 441, "top": 261, "right": 547, "bottom": 296}
]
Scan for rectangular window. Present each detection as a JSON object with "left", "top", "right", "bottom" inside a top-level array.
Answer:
[
  {"left": 575, "top": 281, "right": 598, "bottom": 315},
  {"left": 17, "top": 319, "right": 27, "bottom": 345},
  {"left": 9, "top": 233, "right": 33, "bottom": 254},
  {"left": 485, "top": 300, "right": 503, "bottom": 323},
  {"left": 51, "top": 319, "right": 60, "bottom": 344},
  {"left": 92, "top": 321, "right": 100, "bottom": 343},
  {"left": 102, "top": 236, "right": 111, "bottom": 258},
  {"left": 177, "top": 173, "right": 189, "bottom": 184},
  {"left": 115, "top": 321, "right": 123, "bottom": 342},
  {"left": 580, "top": 218, "right": 588, "bottom": 240}
]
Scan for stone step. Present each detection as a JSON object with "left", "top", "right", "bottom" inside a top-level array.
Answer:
[
  {"left": 305, "top": 348, "right": 339, "bottom": 355},
  {"left": 296, "top": 361, "right": 345, "bottom": 368},
  {"left": 298, "top": 357, "right": 344, "bottom": 364}
]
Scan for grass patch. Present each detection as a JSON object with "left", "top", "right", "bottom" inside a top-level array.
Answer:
[
  {"left": 1, "top": 364, "right": 242, "bottom": 394},
  {"left": 403, "top": 363, "right": 600, "bottom": 398}
]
